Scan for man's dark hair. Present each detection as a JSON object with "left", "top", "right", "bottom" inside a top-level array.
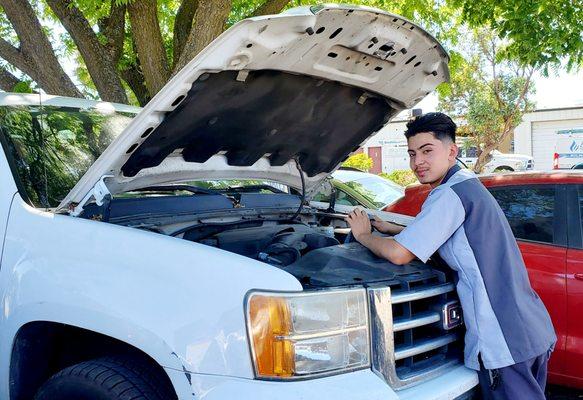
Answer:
[{"left": 404, "top": 112, "right": 456, "bottom": 142}]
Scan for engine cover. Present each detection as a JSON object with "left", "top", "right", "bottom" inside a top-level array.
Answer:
[{"left": 284, "top": 242, "right": 443, "bottom": 289}]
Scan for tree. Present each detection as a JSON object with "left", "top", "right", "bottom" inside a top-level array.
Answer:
[
  {"left": 1, "top": 0, "right": 580, "bottom": 106},
  {"left": 451, "top": 0, "right": 583, "bottom": 74},
  {"left": 0, "top": 0, "right": 294, "bottom": 105},
  {"left": 0, "top": 0, "right": 469, "bottom": 105},
  {"left": 438, "top": 29, "right": 535, "bottom": 172}
]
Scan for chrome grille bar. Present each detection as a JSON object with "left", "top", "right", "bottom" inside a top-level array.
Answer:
[
  {"left": 393, "top": 311, "right": 441, "bottom": 332},
  {"left": 391, "top": 283, "right": 455, "bottom": 304},
  {"left": 394, "top": 334, "right": 458, "bottom": 360}
]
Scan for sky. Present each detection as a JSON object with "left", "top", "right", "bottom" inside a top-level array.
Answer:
[{"left": 416, "top": 69, "right": 583, "bottom": 114}]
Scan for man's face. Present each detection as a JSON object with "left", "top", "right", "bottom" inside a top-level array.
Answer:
[{"left": 407, "top": 132, "right": 458, "bottom": 187}]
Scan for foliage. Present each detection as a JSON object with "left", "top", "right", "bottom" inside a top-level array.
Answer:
[
  {"left": 380, "top": 170, "right": 417, "bottom": 186},
  {"left": 342, "top": 153, "right": 373, "bottom": 172},
  {"left": 451, "top": 0, "right": 583, "bottom": 73}
]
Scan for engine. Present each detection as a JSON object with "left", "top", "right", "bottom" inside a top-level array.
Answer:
[{"left": 187, "top": 222, "right": 443, "bottom": 289}]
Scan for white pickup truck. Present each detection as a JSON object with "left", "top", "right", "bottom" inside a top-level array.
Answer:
[
  {"left": 0, "top": 6, "right": 478, "bottom": 400},
  {"left": 457, "top": 147, "right": 534, "bottom": 173}
]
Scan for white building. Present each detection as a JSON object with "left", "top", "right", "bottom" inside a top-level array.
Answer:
[{"left": 359, "top": 118, "right": 409, "bottom": 174}]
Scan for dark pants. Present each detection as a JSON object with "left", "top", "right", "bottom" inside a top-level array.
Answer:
[{"left": 477, "top": 351, "right": 550, "bottom": 400}]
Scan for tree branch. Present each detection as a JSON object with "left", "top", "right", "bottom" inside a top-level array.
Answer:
[
  {"left": 99, "top": 0, "right": 126, "bottom": 64},
  {"left": 173, "top": 0, "right": 199, "bottom": 67},
  {"left": 120, "top": 64, "right": 151, "bottom": 106},
  {"left": 46, "top": 0, "right": 128, "bottom": 103},
  {"left": 517, "top": 68, "right": 535, "bottom": 113},
  {"left": 173, "top": 0, "right": 232, "bottom": 75},
  {"left": 0, "top": 38, "right": 29, "bottom": 72},
  {"left": 250, "top": 0, "right": 291, "bottom": 17},
  {"left": 127, "top": 0, "right": 170, "bottom": 96},
  {"left": 0, "top": 65, "right": 21, "bottom": 91},
  {"left": 0, "top": 0, "right": 83, "bottom": 97}
]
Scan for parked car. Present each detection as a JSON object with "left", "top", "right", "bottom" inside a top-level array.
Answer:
[
  {"left": 386, "top": 171, "right": 583, "bottom": 389},
  {"left": 0, "top": 5, "right": 479, "bottom": 400},
  {"left": 312, "top": 168, "right": 404, "bottom": 210},
  {"left": 457, "top": 147, "right": 535, "bottom": 173}
]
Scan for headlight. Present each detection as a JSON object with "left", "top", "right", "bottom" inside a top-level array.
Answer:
[{"left": 245, "top": 289, "right": 370, "bottom": 379}]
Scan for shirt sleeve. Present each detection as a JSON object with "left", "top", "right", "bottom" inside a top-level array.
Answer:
[{"left": 394, "top": 187, "right": 465, "bottom": 263}]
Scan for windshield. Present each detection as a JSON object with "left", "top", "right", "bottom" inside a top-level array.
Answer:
[
  {"left": 344, "top": 176, "right": 404, "bottom": 208},
  {"left": 0, "top": 103, "right": 136, "bottom": 208}
]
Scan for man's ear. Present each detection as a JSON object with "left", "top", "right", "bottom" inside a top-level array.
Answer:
[{"left": 449, "top": 142, "right": 459, "bottom": 161}]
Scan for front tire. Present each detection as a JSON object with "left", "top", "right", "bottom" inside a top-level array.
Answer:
[
  {"left": 493, "top": 166, "right": 514, "bottom": 173},
  {"left": 34, "top": 356, "right": 176, "bottom": 400}
]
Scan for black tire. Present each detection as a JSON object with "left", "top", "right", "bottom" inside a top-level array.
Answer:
[
  {"left": 493, "top": 166, "right": 514, "bottom": 173},
  {"left": 34, "top": 355, "right": 176, "bottom": 400}
]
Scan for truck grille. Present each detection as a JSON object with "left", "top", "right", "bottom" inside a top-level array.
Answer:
[
  {"left": 526, "top": 160, "right": 534, "bottom": 170},
  {"left": 368, "top": 278, "right": 464, "bottom": 390}
]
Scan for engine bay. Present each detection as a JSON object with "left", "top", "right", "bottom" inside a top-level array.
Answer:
[
  {"left": 177, "top": 218, "right": 447, "bottom": 289},
  {"left": 80, "top": 191, "right": 448, "bottom": 289}
]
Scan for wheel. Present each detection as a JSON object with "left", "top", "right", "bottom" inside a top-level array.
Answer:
[
  {"left": 493, "top": 166, "right": 514, "bottom": 173},
  {"left": 34, "top": 355, "right": 176, "bottom": 400}
]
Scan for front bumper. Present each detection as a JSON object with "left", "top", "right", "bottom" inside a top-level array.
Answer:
[{"left": 166, "top": 366, "right": 478, "bottom": 400}]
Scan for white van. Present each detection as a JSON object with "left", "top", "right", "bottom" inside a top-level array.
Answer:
[{"left": 553, "top": 128, "right": 583, "bottom": 169}]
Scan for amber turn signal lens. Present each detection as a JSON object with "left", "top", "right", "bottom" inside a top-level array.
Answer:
[{"left": 248, "top": 295, "right": 295, "bottom": 377}]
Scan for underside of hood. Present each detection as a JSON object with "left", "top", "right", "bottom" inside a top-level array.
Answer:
[
  {"left": 59, "top": 5, "right": 449, "bottom": 213},
  {"left": 121, "top": 70, "right": 393, "bottom": 178}
]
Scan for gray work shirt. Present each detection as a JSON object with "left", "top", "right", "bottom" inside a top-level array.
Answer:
[{"left": 394, "top": 165, "right": 556, "bottom": 370}]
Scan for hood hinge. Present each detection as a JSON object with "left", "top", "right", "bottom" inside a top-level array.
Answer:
[{"left": 70, "top": 175, "right": 113, "bottom": 217}]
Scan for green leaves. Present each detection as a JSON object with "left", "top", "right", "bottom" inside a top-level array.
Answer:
[{"left": 451, "top": 0, "right": 583, "bottom": 72}]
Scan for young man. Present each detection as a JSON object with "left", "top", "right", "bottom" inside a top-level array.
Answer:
[{"left": 346, "top": 112, "right": 556, "bottom": 399}]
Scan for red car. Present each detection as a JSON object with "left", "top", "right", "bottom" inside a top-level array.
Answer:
[{"left": 385, "top": 171, "right": 583, "bottom": 389}]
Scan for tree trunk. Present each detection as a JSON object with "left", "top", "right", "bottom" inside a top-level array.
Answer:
[
  {"left": 173, "top": 0, "right": 233, "bottom": 75},
  {"left": 473, "top": 119, "right": 515, "bottom": 173},
  {"left": 127, "top": 0, "right": 170, "bottom": 96},
  {"left": 0, "top": 0, "right": 83, "bottom": 98},
  {"left": 473, "top": 143, "right": 496, "bottom": 173},
  {"left": 251, "top": 0, "right": 291, "bottom": 17},
  {"left": 99, "top": 1, "right": 126, "bottom": 65},
  {"left": 173, "top": 0, "right": 199, "bottom": 67},
  {"left": 0, "top": 66, "right": 21, "bottom": 91},
  {"left": 46, "top": 0, "right": 128, "bottom": 104}
]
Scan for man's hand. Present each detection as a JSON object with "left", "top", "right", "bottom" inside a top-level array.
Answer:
[
  {"left": 345, "top": 208, "right": 415, "bottom": 265},
  {"left": 346, "top": 208, "right": 372, "bottom": 241}
]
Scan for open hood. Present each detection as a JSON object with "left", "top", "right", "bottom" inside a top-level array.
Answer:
[{"left": 59, "top": 5, "right": 449, "bottom": 213}]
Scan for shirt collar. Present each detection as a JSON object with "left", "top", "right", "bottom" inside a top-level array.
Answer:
[{"left": 440, "top": 164, "right": 461, "bottom": 186}]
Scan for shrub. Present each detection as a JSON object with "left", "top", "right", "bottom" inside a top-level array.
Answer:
[
  {"left": 341, "top": 153, "right": 373, "bottom": 172},
  {"left": 380, "top": 170, "right": 418, "bottom": 186}
]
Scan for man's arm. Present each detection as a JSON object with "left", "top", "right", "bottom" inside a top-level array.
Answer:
[
  {"left": 371, "top": 215, "right": 406, "bottom": 236},
  {"left": 346, "top": 209, "right": 415, "bottom": 265}
]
